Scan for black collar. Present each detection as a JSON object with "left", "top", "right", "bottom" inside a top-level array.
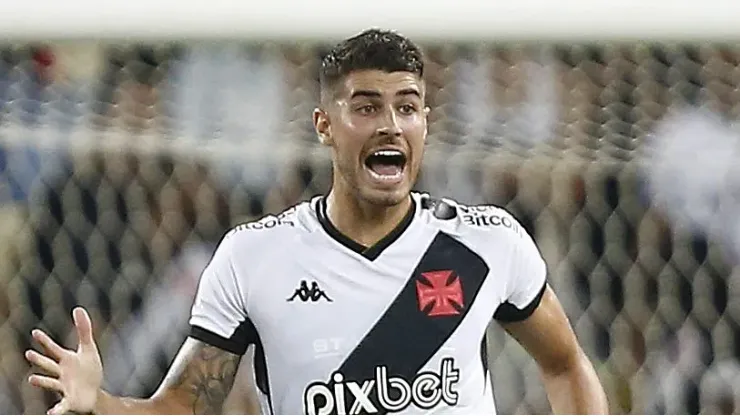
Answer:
[{"left": 316, "top": 196, "right": 416, "bottom": 261}]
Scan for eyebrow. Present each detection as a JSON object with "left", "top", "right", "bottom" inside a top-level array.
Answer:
[
  {"left": 350, "top": 90, "right": 382, "bottom": 100},
  {"left": 396, "top": 88, "right": 421, "bottom": 99},
  {"left": 349, "top": 88, "right": 422, "bottom": 100}
]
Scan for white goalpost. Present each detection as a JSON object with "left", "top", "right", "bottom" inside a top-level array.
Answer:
[{"left": 4, "top": 0, "right": 740, "bottom": 41}]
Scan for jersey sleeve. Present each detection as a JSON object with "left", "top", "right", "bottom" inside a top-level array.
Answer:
[
  {"left": 189, "top": 231, "right": 257, "bottom": 355},
  {"left": 493, "top": 214, "right": 548, "bottom": 323}
]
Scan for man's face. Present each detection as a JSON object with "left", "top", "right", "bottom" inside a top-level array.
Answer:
[{"left": 314, "top": 70, "right": 428, "bottom": 207}]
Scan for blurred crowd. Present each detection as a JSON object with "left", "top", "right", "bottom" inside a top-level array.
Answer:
[{"left": 1, "top": 41, "right": 740, "bottom": 414}]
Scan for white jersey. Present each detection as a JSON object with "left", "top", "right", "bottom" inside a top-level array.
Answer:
[{"left": 189, "top": 192, "right": 547, "bottom": 415}]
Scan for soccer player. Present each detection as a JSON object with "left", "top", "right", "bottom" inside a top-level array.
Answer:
[{"left": 26, "top": 29, "right": 608, "bottom": 415}]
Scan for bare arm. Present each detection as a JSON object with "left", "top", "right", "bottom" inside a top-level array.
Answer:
[
  {"left": 96, "top": 338, "right": 241, "bottom": 414},
  {"left": 501, "top": 286, "right": 609, "bottom": 414},
  {"left": 223, "top": 346, "right": 263, "bottom": 415},
  {"left": 27, "top": 307, "right": 244, "bottom": 415}
]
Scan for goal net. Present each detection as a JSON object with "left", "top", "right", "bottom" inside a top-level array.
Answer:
[{"left": 3, "top": 2, "right": 740, "bottom": 414}]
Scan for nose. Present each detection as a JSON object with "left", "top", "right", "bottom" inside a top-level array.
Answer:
[{"left": 376, "top": 107, "right": 402, "bottom": 137}]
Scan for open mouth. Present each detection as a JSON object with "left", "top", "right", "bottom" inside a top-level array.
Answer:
[{"left": 364, "top": 149, "right": 407, "bottom": 182}]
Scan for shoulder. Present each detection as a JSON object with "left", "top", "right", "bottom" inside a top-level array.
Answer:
[
  {"left": 222, "top": 200, "right": 311, "bottom": 247},
  {"left": 457, "top": 204, "right": 529, "bottom": 240},
  {"left": 417, "top": 193, "right": 528, "bottom": 242}
]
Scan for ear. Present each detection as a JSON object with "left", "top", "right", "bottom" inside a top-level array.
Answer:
[
  {"left": 423, "top": 106, "right": 431, "bottom": 142},
  {"left": 313, "top": 108, "right": 333, "bottom": 146}
]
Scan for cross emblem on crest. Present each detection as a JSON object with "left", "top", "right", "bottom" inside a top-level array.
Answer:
[{"left": 415, "top": 270, "right": 464, "bottom": 317}]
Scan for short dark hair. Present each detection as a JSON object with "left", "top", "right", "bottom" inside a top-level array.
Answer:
[{"left": 319, "top": 28, "right": 424, "bottom": 100}]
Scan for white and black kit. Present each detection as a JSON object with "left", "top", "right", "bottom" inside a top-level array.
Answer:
[{"left": 189, "top": 192, "right": 548, "bottom": 415}]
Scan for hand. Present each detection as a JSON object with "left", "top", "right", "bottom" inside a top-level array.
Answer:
[{"left": 26, "top": 307, "right": 104, "bottom": 415}]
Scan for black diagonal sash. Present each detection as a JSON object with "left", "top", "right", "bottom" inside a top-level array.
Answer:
[{"left": 331, "top": 232, "right": 489, "bottom": 414}]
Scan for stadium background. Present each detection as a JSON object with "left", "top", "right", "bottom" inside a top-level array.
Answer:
[{"left": 2, "top": 3, "right": 740, "bottom": 414}]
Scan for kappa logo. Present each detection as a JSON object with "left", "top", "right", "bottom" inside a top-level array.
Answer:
[
  {"left": 288, "top": 280, "right": 333, "bottom": 303},
  {"left": 415, "top": 270, "right": 464, "bottom": 317}
]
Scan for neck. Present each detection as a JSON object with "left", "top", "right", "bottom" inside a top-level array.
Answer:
[{"left": 326, "top": 184, "right": 412, "bottom": 248}]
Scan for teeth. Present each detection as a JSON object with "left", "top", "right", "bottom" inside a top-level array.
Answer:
[
  {"left": 368, "top": 169, "right": 403, "bottom": 180},
  {"left": 373, "top": 150, "right": 403, "bottom": 157}
]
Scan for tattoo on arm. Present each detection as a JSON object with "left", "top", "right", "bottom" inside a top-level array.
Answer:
[{"left": 164, "top": 339, "right": 242, "bottom": 414}]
